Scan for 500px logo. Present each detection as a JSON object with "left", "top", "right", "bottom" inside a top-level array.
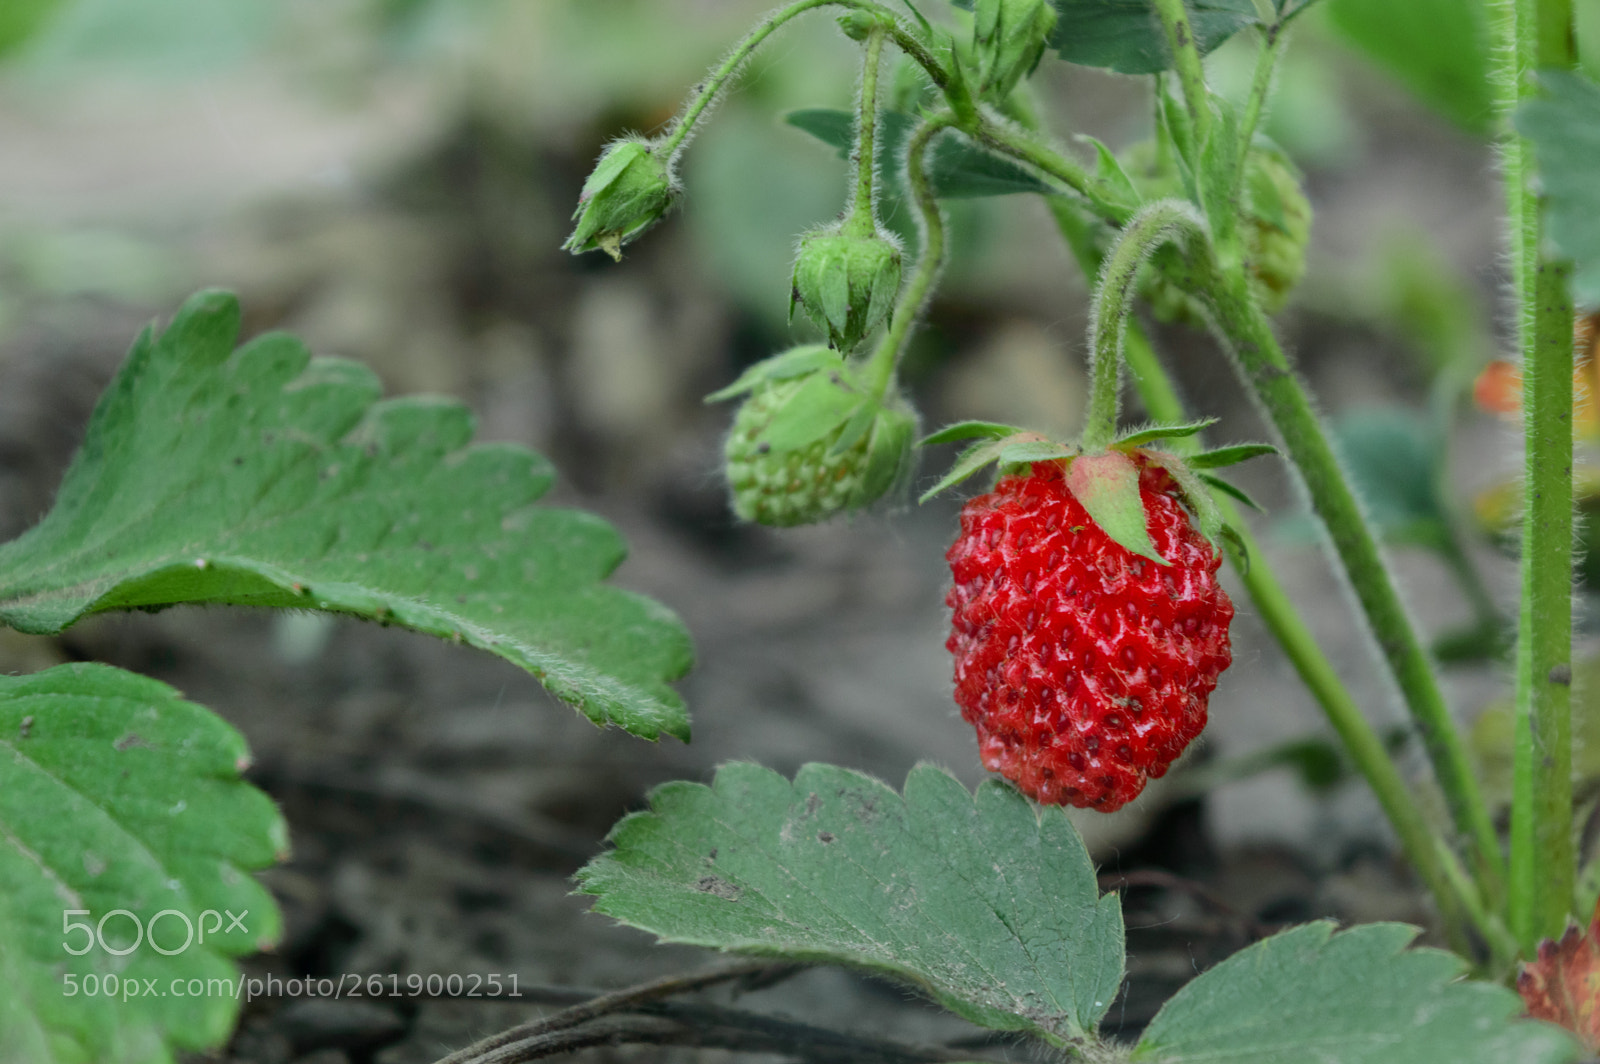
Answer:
[{"left": 62, "top": 908, "right": 249, "bottom": 956}]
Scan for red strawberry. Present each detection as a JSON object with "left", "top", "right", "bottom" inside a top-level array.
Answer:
[{"left": 945, "top": 457, "right": 1234, "bottom": 811}]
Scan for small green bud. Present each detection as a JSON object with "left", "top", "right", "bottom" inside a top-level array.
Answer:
[
  {"left": 971, "top": 0, "right": 1058, "bottom": 101},
  {"left": 836, "top": 11, "right": 885, "bottom": 41},
  {"left": 790, "top": 226, "right": 903, "bottom": 352},
  {"left": 717, "top": 349, "right": 917, "bottom": 527},
  {"left": 564, "top": 138, "right": 678, "bottom": 261}
]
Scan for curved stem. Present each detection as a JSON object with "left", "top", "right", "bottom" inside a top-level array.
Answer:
[
  {"left": 1083, "top": 200, "right": 1207, "bottom": 451},
  {"left": 845, "top": 26, "right": 889, "bottom": 235},
  {"left": 863, "top": 115, "right": 954, "bottom": 397},
  {"left": 1194, "top": 256, "right": 1506, "bottom": 893},
  {"left": 1152, "top": 0, "right": 1213, "bottom": 143},
  {"left": 1043, "top": 194, "right": 1483, "bottom": 952},
  {"left": 973, "top": 120, "right": 1132, "bottom": 224},
  {"left": 1492, "top": 0, "right": 1578, "bottom": 951},
  {"left": 658, "top": 0, "right": 947, "bottom": 159}
]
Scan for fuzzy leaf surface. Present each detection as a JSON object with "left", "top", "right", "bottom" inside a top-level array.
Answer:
[
  {"left": 1133, "top": 922, "right": 1578, "bottom": 1063},
  {"left": 1520, "top": 72, "right": 1600, "bottom": 305},
  {"left": 785, "top": 109, "right": 1048, "bottom": 197},
  {"left": 0, "top": 663, "right": 284, "bottom": 1064},
  {"left": 1067, "top": 451, "right": 1167, "bottom": 564},
  {"left": 578, "top": 762, "right": 1126, "bottom": 1043},
  {"left": 0, "top": 291, "right": 692, "bottom": 740}
]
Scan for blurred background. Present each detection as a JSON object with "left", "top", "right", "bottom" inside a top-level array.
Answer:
[{"left": 0, "top": 1, "right": 1591, "bottom": 1061}]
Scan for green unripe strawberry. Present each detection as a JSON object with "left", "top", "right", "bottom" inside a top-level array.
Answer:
[
  {"left": 791, "top": 226, "right": 903, "bottom": 353},
  {"left": 711, "top": 347, "right": 916, "bottom": 527},
  {"left": 564, "top": 138, "right": 678, "bottom": 260},
  {"left": 971, "top": 0, "right": 1058, "bottom": 101},
  {"left": 1122, "top": 143, "right": 1312, "bottom": 324}
]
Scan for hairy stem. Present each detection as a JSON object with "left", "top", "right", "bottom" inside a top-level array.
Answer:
[
  {"left": 1045, "top": 194, "right": 1482, "bottom": 950},
  {"left": 1152, "top": 0, "right": 1214, "bottom": 143},
  {"left": 1237, "top": 20, "right": 1283, "bottom": 162},
  {"left": 659, "top": 0, "right": 945, "bottom": 159},
  {"left": 1083, "top": 200, "right": 1206, "bottom": 451},
  {"left": 974, "top": 120, "right": 1132, "bottom": 224},
  {"left": 845, "top": 26, "right": 889, "bottom": 235},
  {"left": 1493, "top": 0, "right": 1578, "bottom": 950},
  {"left": 1195, "top": 260, "right": 1505, "bottom": 890},
  {"left": 864, "top": 115, "right": 953, "bottom": 397}
]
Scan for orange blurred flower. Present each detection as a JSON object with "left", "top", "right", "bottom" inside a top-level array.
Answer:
[{"left": 1474, "top": 312, "right": 1600, "bottom": 437}]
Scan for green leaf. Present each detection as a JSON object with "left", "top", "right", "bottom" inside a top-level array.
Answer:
[
  {"left": 918, "top": 437, "right": 1012, "bottom": 501},
  {"left": 0, "top": 291, "right": 693, "bottom": 741},
  {"left": 996, "top": 440, "right": 1078, "bottom": 465},
  {"left": 1115, "top": 419, "right": 1219, "bottom": 447},
  {"left": 1325, "top": 0, "right": 1494, "bottom": 135},
  {"left": 1132, "top": 922, "right": 1579, "bottom": 1063},
  {"left": 758, "top": 370, "right": 862, "bottom": 453},
  {"left": 1081, "top": 134, "right": 1143, "bottom": 212},
  {"left": 1187, "top": 443, "right": 1278, "bottom": 469},
  {"left": 1330, "top": 408, "right": 1450, "bottom": 551},
  {"left": 785, "top": 109, "right": 1049, "bottom": 198},
  {"left": 578, "top": 762, "right": 1126, "bottom": 1043},
  {"left": 0, "top": 663, "right": 284, "bottom": 1063},
  {"left": 1520, "top": 72, "right": 1600, "bottom": 306},
  {"left": 1067, "top": 451, "right": 1168, "bottom": 564},
  {"left": 1047, "top": 0, "right": 1260, "bottom": 76},
  {"left": 919, "top": 420, "right": 1024, "bottom": 446},
  {"left": 1198, "top": 473, "right": 1263, "bottom": 511},
  {"left": 706, "top": 345, "right": 842, "bottom": 403}
]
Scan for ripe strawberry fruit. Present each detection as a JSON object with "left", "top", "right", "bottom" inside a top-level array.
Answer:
[{"left": 945, "top": 457, "right": 1234, "bottom": 811}]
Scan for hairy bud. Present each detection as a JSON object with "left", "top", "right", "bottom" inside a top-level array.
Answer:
[
  {"left": 971, "top": 0, "right": 1058, "bottom": 101},
  {"left": 564, "top": 138, "right": 677, "bottom": 260},
  {"left": 791, "top": 227, "right": 903, "bottom": 352}
]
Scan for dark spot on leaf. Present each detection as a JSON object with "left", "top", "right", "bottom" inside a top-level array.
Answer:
[
  {"left": 805, "top": 792, "right": 821, "bottom": 817},
  {"left": 694, "top": 875, "right": 742, "bottom": 901},
  {"left": 1550, "top": 664, "right": 1573, "bottom": 686},
  {"left": 818, "top": 831, "right": 835, "bottom": 844},
  {"left": 114, "top": 733, "right": 151, "bottom": 751}
]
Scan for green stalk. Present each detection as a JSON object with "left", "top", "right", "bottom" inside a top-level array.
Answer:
[
  {"left": 1197, "top": 261, "right": 1506, "bottom": 892},
  {"left": 845, "top": 26, "right": 889, "bottom": 236},
  {"left": 1082, "top": 201, "right": 1206, "bottom": 451},
  {"left": 1237, "top": 19, "right": 1284, "bottom": 161},
  {"left": 1492, "top": 0, "right": 1579, "bottom": 950},
  {"left": 1045, "top": 194, "right": 1483, "bottom": 951},
  {"left": 863, "top": 116, "right": 953, "bottom": 397},
  {"left": 973, "top": 121, "right": 1132, "bottom": 224},
  {"left": 659, "top": 0, "right": 946, "bottom": 159},
  {"left": 1151, "top": 0, "right": 1214, "bottom": 143}
]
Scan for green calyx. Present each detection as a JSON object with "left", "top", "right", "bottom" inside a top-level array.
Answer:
[
  {"left": 564, "top": 138, "right": 678, "bottom": 261},
  {"left": 969, "top": 0, "right": 1058, "bottom": 102},
  {"left": 919, "top": 419, "right": 1275, "bottom": 561},
  {"left": 791, "top": 225, "right": 904, "bottom": 353},
  {"left": 1121, "top": 142, "right": 1311, "bottom": 324},
  {"left": 712, "top": 346, "right": 917, "bottom": 527}
]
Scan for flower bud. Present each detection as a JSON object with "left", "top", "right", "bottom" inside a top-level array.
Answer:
[
  {"left": 971, "top": 0, "right": 1058, "bottom": 101},
  {"left": 790, "top": 226, "right": 903, "bottom": 352},
  {"left": 563, "top": 138, "right": 677, "bottom": 260},
  {"left": 713, "top": 348, "right": 917, "bottom": 527}
]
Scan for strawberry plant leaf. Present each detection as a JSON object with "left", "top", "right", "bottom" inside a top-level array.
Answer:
[
  {"left": 1067, "top": 451, "right": 1168, "bottom": 564},
  {"left": 1325, "top": 0, "right": 1494, "bottom": 135},
  {"left": 578, "top": 762, "right": 1126, "bottom": 1044},
  {"left": 0, "top": 663, "right": 284, "bottom": 1064},
  {"left": 785, "top": 109, "right": 1049, "bottom": 198},
  {"left": 0, "top": 291, "right": 693, "bottom": 741},
  {"left": 919, "top": 438, "right": 1013, "bottom": 501},
  {"left": 1187, "top": 443, "right": 1278, "bottom": 469},
  {"left": 1198, "top": 473, "right": 1263, "bottom": 511},
  {"left": 919, "top": 420, "right": 1024, "bottom": 446},
  {"left": 1043, "top": 0, "right": 1259, "bottom": 76},
  {"left": 1132, "top": 922, "right": 1580, "bottom": 1063},
  {"left": 705, "top": 345, "right": 842, "bottom": 402},
  {"left": 996, "top": 440, "right": 1078, "bottom": 465},
  {"left": 1114, "top": 419, "right": 1219, "bottom": 447},
  {"left": 1519, "top": 72, "right": 1600, "bottom": 306}
]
